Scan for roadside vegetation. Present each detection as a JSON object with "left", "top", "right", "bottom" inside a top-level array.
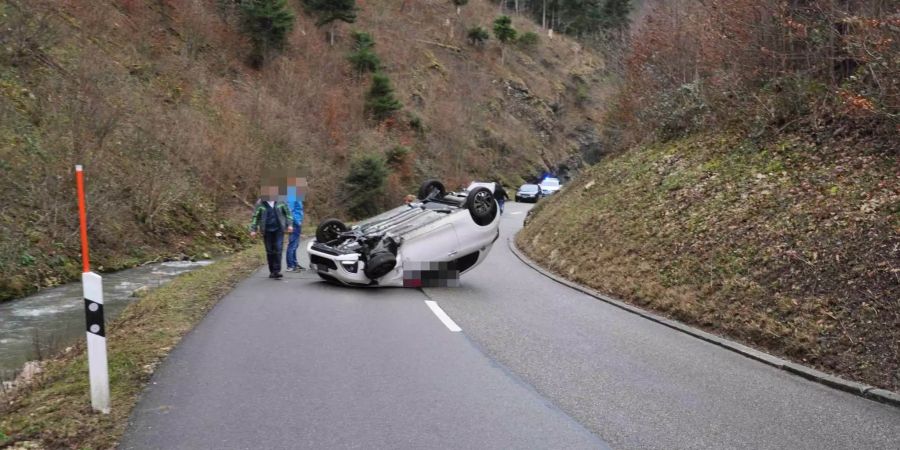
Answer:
[
  {"left": 0, "top": 246, "right": 264, "bottom": 449},
  {"left": 520, "top": 0, "right": 899, "bottom": 391},
  {"left": 0, "top": 0, "right": 607, "bottom": 302}
]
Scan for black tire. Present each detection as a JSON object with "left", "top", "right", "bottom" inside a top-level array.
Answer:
[
  {"left": 316, "top": 218, "right": 348, "bottom": 243},
  {"left": 466, "top": 187, "right": 498, "bottom": 226},
  {"left": 364, "top": 252, "right": 397, "bottom": 280},
  {"left": 417, "top": 179, "right": 446, "bottom": 200}
]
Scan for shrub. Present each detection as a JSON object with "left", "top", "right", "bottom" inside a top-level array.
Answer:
[
  {"left": 408, "top": 113, "right": 424, "bottom": 133},
  {"left": 345, "top": 154, "right": 387, "bottom": 218},
  {"left": 385, "top": 146, "right": 410, "bottom": 168},
  {"left": 517, "top": 31, "right": 539, "bottom": 50},
  {"left": 640, "top": 81, "right": 709, "bottom": 142},
  {"left": 467, "top": 26, "right": 490, "bottom": 46}
]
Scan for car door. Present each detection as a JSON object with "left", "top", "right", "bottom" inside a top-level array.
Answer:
[{"left": 402, "top": 222, "right": 460, "bottom": 264}]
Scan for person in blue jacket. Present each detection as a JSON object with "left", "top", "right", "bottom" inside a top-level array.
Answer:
[{"left": 285, "top": 177, "right": 305, "bottom": 271}]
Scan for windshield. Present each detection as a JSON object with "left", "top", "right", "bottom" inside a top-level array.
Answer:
[
  {"left": 519, "top": 185, "right": 539, "bottom": 193},
  {"left": 541, "top": 179, "right": 560, "bottom": 187}
]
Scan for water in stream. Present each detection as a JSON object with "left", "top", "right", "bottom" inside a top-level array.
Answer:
[{"left": 0, "top": 260, "right": 212, "bottom": 378}]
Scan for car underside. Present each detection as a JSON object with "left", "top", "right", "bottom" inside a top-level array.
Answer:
[{"left": 307, "top": 180, "right": 500, "bottom": 287}]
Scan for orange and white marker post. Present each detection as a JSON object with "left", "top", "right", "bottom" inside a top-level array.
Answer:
[{"left": 76, "top": 165, "right": 110, "bottom": 414}]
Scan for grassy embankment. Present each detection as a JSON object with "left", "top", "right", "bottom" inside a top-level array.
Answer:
[
  {"left": 518, "top": 132, "right": 899, "bottom": 391},
  {"left": 0, "top": 246, "right": 264, "bottom": 449}
]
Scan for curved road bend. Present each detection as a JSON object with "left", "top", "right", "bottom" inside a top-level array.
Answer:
[
  {"left": 123, "top": 202, "right": 900, "bottom": 449},
  {"left": 121, "top": 228, "right": 604, "bottom": 448}
]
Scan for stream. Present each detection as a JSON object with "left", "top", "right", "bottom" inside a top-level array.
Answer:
[{"left": 0, "top": 260, "right": 212, "bottom": 379}]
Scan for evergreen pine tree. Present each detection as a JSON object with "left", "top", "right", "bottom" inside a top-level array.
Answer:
[
  {"left": 347, "top": 31, "right": 380, "bottom": 75},
  {"left": 239, "top": 0, "right": 295, "bottom": 68},
  {"left": 493, "top": 16, "right": 517, "bottom": 64},
  {"left": 600, "top": 0, "right": 631, "bottom": 30},
  {"left": 302, "top": 0, "right": 358, "bottom": 45},
  {"left": 365, "top": 73, "right": 403, "bottom": 121},
  {"left": 345, "top": 154, "right": 388, "bottom": 218},
  {"left": 561, "top": 0, "right": 604, "bottom": 36}
]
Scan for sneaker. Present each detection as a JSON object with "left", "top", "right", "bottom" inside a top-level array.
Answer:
[{"left": 273, "top": 272, "right": 284, "bottom": 279}]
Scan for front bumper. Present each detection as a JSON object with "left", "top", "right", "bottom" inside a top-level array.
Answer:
[{"left": 307, "top": 242, "right": 372, "bottom": 285}]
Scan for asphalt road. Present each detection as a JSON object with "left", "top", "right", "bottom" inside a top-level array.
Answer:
[{"left": 122, "top": 202, "right": 900, "bottom": 449}]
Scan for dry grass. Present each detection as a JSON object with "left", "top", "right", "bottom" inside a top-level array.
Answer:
[
  {"left": 0, "top": 0, "right": 604, "bottom": 301},
  {"left": 518, "top": 131, "right": 900, "bottom": 391},
  {"left": 0, "top": 246, "right": 264, "bottom": 449}
]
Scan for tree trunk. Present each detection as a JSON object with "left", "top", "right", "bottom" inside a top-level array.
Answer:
[{"left": 542, "top": 0, "right": 547, "bottom": 29}]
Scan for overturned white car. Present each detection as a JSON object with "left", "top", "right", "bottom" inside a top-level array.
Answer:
[{"left": 307, "top": 180, "right": 500, "bottom": 287}]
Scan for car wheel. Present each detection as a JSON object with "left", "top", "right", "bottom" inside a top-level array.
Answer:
[
  {"left": 364, "top": 251, "right": 396, "bottom": 279},
  {"left": 316, "top": 218, "right": 348, "bottom": 243},
  {"left": 466, "top": 187, "right": 498, "bottom": 226},
  {"left": 417, "top": 179, "right": 446, "bottom": 200}
]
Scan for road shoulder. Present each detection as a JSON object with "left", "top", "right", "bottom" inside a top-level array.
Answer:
[{"left": 508, "top": 236, "right": 900, "bottom": 408}]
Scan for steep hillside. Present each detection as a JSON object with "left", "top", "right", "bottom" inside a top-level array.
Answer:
[
  {"left": 0, "top": 0, "right": 603, "bottom": 300},
  {"left": 518, "top": 1, "right": 899, "bottom": 390},
  {"left": 518, "top": 132, "right": 898, "bottom": 391}
]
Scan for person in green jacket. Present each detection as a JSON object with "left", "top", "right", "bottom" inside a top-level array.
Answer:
[{"left": 249, "top": 185, "right": 293, "bottom": 279}]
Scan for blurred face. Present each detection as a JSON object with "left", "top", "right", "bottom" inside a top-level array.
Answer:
[
  {"left": 286, "top": 177, "right": 309, "bottom": 200},
  {"left": 260, "top": 185, "right": 278, "bottom": 201}
]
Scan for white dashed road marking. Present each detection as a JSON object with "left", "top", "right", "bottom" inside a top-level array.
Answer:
[{"left": 425, "top": 300, "right": 462, "bottom": 332}]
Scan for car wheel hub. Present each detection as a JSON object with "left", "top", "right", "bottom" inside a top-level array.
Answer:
[{"left": 473, "top": 191, "right": 492, "bottom": 214}]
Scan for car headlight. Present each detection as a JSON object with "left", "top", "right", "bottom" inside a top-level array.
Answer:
[{"left": 341, "top": 261, "right": 359, "bottom": 273}]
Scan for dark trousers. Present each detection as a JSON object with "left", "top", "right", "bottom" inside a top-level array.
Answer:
[{"left": 264, "top": 231, "right": 284, "bottom": 274}]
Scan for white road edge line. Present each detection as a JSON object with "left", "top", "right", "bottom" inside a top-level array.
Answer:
[{"left": 424, "top": 300, "right": 462, "bottom": 332}]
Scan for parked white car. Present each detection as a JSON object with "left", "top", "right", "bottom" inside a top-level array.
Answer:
[
  {"left": 307, "top": 180, "right": 500, "bottom": 287},
  {"left": 539, "top": 177, "right": 561, "bottom": 196}
]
